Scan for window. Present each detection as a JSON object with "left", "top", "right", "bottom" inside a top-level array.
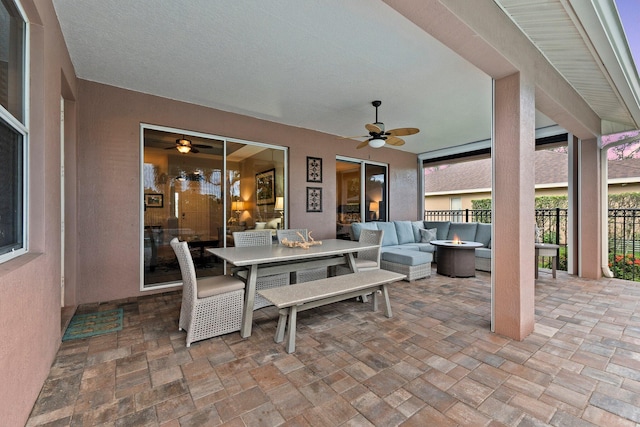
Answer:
[
  {"left": 141, "top": 126, "right": 287, "bottom": 289},
  {"left": 0, "top": 0, "right": 27, "bottom": 262}
]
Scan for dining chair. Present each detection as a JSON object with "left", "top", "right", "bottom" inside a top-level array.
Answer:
[
  {"left": 170, "top": 238, "right": 245, "bottom": 347},
  {"left": 336, "top": 229, "right": 384, "bottom": 275},
  {"left": 276, "top": 229, "right": 328, "bottom": 283},
  {"left": 232, "top": 230, "right": 290, "bottom": 309}
]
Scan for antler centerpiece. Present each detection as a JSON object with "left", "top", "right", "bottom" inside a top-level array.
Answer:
[{"left": 281, "top": 231, "right": 322, "bottom": 249}]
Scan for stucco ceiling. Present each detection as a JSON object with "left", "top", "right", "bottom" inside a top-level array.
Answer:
[{"left": 51, "top": 0, "right": 637, "bottom": 154}]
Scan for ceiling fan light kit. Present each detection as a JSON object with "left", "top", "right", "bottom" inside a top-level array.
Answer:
[
  {"left": 368, "top": 138, "right": 386, "bottom": 148},
  {"left": 345, "top": 100, "right": 420, "bottom": 149}
]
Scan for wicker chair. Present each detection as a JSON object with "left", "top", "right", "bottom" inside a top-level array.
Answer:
[
  {"left": 336, "top": 229, "right": 384, "bottom": 275},
  {"left": 232, "top": 230, "right": 290, "bottom": 309},
  {"left": 170, "top": 238, "right": 245, "bottom": 347},
  {"left": 276, "top": 229, "right": 328, "bottom": 283}
]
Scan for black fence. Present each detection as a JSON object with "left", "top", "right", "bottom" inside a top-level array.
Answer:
[
  {"left": 425, "top": 208, "right": 640, "bottom": 281},
  {"left": 608, "top": 209, "right": 640, "bottom": 281},
  {"left": 424, "top": 208, "right": 569, "bottom": 272}
]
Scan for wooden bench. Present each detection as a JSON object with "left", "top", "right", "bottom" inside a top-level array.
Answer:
[{"left": 258, "top": 269, "right": 406, "bottom": 353}]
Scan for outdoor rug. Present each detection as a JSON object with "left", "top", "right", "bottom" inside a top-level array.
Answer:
[{"left": 62, "top": 308, "right": 124, "bottom": 341}]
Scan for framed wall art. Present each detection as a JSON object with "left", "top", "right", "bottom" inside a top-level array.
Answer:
[
  {"left": 144, "top": 193, "right": 164, "bottom": 208},
  {"left": 306, "top": 156, "right": 322, "bottom": 183},
  {"left": 256, "top": 168, "right": 276, "bottom": 205},
  {"left": 306, "top": 187, "right": 322, "bottom": 212}
]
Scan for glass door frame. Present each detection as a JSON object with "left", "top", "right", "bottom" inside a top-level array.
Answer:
[
  {"left": 336, "top": 155, "right": 388, "bottom": 223},
  {"left": 139, "top": 123, "right": 288, "bottom": 291}
]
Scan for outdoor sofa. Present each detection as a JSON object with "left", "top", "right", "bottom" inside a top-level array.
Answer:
[{"left": 350, "top": 220, "right": 492, "bottom": 274}]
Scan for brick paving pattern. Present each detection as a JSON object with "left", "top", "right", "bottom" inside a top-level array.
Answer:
[{"left": 27, "top": 268, "right": 640, "bottom": 426}]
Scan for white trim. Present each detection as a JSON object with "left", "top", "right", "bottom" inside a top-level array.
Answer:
[{"left": 0, "top": 0, "right": 29, "bottom": 263}]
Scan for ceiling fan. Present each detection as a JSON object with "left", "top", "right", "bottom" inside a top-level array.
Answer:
[
  {"left": 344, "top": 100, "right": 420, "bottom": 149},
  {"left": 166, "top": 136, "right": 211, "bottom": 154}
]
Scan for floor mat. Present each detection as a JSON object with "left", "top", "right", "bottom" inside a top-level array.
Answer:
[{"left": 62, "top": 308, "right": 123, "bottom": 341}]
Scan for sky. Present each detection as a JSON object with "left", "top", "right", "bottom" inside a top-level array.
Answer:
[{"left": 616, "top": 0, "right": 640, "bottom": 68}]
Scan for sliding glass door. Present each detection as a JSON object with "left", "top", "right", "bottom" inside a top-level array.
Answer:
[
  {"left": 142, "top": 126, "right": 286, "bottom": 289},
  {"left": 336, "top": 157, "right": 387, "bottom": 239}
]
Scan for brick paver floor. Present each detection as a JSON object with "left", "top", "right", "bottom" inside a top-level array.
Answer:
[{"left": 27, "top": 268, "right": 640, "bottom": 426}]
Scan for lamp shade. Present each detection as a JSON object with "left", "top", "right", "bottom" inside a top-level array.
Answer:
[
  {"left": 368, "top": 138, "right": 386, "bottom": 148},
  {"left": 231, "top": 201, "right": 244, "bottom": 211},
  {"left": 369, "top": 202, "right": 378, "bottom": 212},
  {"left": 275, "top": 196, "right": 284, "bottom": 211}
]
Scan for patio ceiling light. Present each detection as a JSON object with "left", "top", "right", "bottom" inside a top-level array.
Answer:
[{"left": 368, "top": 138, "right": 386, "bottom": 148}]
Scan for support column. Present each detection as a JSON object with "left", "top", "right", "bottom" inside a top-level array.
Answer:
[
  {"left": 567, "top": 135, "right": 579, "bottom": 275},
  {"left": 492, "top": 73, "right": 536, "bottom": 340},
  {"left": 578, "top": 139, "right": 602, "bottom": 279}
]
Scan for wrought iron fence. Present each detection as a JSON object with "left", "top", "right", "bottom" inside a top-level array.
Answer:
[
  {"left": 424, "top": 208, "right": 640, "bottom": 281},
  {"left": 424, "top": 208, "right": 568, "bottom": 271},
  {"left": 608, "top": 209, "right": 640, "bottom": 281}
]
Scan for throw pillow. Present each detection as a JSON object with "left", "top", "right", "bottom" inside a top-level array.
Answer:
[{"left": 419, "top": 228, "right": 437, "bottom": 243}]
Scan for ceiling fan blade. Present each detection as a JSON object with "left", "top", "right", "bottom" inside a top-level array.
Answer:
[
  {"left": 386, "top": 127, "right": 419, "bottom": 137},
  {"left": 338, "top": 135, "right": 369, "bottom": 139},
  {"left": 192, "top": 143, "right": 212, "bottom": 149},
  {"left": 365, "top": 123, "right": 382, "bottom": 134},
  {"left": 385, "top": 136, "right": 405, "bottom": 146},
  {"left": 356, "top": 140, "right": 370, "bottom": 149},
  {"left": 190, "top": 147, "right": 200, "bottom": 153}
]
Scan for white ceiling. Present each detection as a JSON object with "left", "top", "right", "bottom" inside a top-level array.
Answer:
[{"left": 52, "top": 0, "right": 633, "bottom": 154}]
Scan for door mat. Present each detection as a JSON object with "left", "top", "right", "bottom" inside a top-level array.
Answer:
[{"left": 62, "top": 308, "right": 124, "bottom": 341}]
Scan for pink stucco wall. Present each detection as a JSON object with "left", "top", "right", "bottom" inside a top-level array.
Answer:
[
  {"left": 0, "top": 1, "right": 78, "bottom": 425},
  {"left": 75, "top": 80, "right": 418, "bottom": 304}
]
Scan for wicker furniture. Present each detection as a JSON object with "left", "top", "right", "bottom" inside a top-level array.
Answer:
[
  {"left": 336, "top": 229, "right": 383, "bottom": 275},
  {"left": 276, "top": 229, "right": 327, "bottom": 283},
  {"left": 207, "top": 239, "right": 380, "bottom": 338},
  {"left": 170, "top": 238, "right": 245, "bottom": 347},
  {"left": 232, "top": 230, "right": 290, "bottom": 310}
]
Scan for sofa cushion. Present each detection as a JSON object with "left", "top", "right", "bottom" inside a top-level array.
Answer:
[
  {"left": 475, "top": 223, "right": 492, "bottom": 247},
  {"left": 376, "top": 222, "right": 399, "bottom": 246},
  {"left": 475, "top": 248, "right": 492, "bottom": 259},
  {"left": 447, "top": 222, "right": 478, "bottom": 241},
  {"left": 419, "top": 228, "right": 438, "bottom": 243},
  {"left": 394, "top": 221, "right": 415, "bottom": 245},
  {"left": 351, "top": 222, "right": 377, "bottom": 240},
  {"left": 424, "top": 221, "right": 451, "bottom": 240},
  {"left": 411, "top": 221, "right": 426, "bottom": 242},
  {"left": 381, "top": 249, "right": 432, "bottom": 266},
  {"left": 415, "top": 243, "right": 435, "bottom": 253}
]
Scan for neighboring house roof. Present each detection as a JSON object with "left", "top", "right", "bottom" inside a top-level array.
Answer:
[{"left": 425, "top": 151, "right": 640, "bottom": 194}]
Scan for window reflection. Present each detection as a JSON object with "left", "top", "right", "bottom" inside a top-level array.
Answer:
[{"left": 142, "top": 128, "right": 286, "bottom": 288}]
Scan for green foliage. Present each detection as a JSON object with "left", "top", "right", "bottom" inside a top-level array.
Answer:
[
  {"left": 609, "top": 253, "right": 640, "bottom": 281},
  {"left": 534, "top": 196, "right": 568, "bottom": 209},
  {"left": 471, "top": 196, "right": 569, "bottom": 210},
  {"left": 471, "top": 199, "right": 491, "bottom": 210},
  {"left": 609, "top": 193, "right": 640, "bottom": 209}
]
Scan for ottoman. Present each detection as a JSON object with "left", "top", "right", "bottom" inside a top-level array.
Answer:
[{"left": 380, "top": 249, "right": 432, "bottom": 282}]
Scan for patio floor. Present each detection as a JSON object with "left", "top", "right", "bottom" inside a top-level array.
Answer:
[{"left": 27, "top": 267, "right": 640, "bottom": 426}]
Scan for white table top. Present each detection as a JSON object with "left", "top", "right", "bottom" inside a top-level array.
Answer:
[
  {"left": 207, "top": 239, "right": 379, "bottom": 266},
  {"left": 430, "top": 240, "right": 483, "bottom": 249}
]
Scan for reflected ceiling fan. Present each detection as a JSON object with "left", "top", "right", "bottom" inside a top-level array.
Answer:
[
  {"left": 344, "top": 100, "right": 420, "bottom": 149},
  {"left": 165, "top": 136, "right": 211, "bottom": 154}
]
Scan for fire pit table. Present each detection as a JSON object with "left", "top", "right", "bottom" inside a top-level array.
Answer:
[{"left": 431, "top": 240, "right": 483, "bottom": 277}]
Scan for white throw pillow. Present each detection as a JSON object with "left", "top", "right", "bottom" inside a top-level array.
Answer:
[
  {"left": 255, "top": 222, "right": 266, "bottom": 230},
  {"left": 419, "top": 228, "right": 438, "bottom": 243}
]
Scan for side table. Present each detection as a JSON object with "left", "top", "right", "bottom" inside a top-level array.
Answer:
[{"left": 535, "top": 243, "right": 560, "bottom": 278}]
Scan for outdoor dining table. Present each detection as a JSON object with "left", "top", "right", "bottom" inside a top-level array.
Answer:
[{"left": 207, "top": 239, "right": 380, "bottom": 338}]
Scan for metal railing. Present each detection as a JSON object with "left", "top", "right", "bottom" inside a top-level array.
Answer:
[
  {"left": 608, "top": 209, "right": 640, "bottom": 281},
  {"left": 425, "top": 208, "right": 640, "bottom": 281},
  {"left": 424, "top": 208, "right": 568, "bottom": 272}
]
